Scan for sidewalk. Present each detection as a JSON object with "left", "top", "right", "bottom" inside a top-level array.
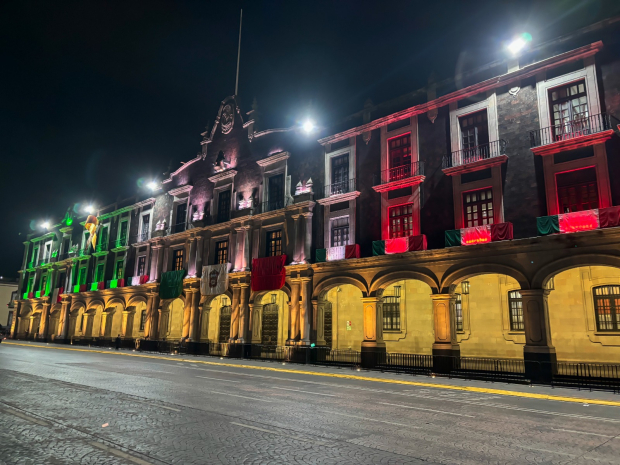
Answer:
[{"left": 4, "top": 340, "right": 620, "bottom": 406}]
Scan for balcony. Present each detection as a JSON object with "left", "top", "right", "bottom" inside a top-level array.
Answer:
[
  {"left": 112, "top": 237, "right": 129, "bottom": 249},
  {"left": 168, "top": 222, "right": 187, "bottom": 235},
  {"left": 94, "top": 243, "right": 108, "bottom": 253},
  {"left": 442, "top": 140, "right": 507, "bottom": 176},
  {"left": 136, "top": 231, "right": 151, "bottom": 243},
  {"left": 529, "top": 113, "right": 619, "bottom": 156},
  {"left": 373, "top": 162, "right": 425, "bottom": 193},
  {"left": 324, "top": 178, "right": 356, "bottom": 197}
]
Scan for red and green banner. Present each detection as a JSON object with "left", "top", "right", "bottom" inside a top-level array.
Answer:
[
  {"left": 316, "top": 244, "right": 360, "bottom": 262},
  {"left": 373, "top": 235, "right": 427, "bottom": 255},
  {"left": 445, "top": 223, "right": 513, "bottom": 247},
  {"left": 251, "top": 255, "right": 286, "bottom": 292},
  {"left": 537, "top": 207, "right": 620, "bottom": 236}
]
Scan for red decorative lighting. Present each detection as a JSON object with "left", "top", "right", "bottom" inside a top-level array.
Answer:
[
  {"left": 461, "top": 225, "right": 491, "bottom": 245},
  {"left": 385, "top": 237, "right": 409, "bottom": 254},
  {"left": 558, "top": 209, "right": 599, "bottom": 233}
]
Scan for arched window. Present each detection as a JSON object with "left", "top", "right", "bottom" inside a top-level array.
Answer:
[
  {"left": 219, "top": 304, "right": 232, "bottom": 343},
  {"left": 508, "top": 291, "right": 524, "bottom": 331},
  {"left": 593, "top": 286, "right": 620, "bottom": 331}
]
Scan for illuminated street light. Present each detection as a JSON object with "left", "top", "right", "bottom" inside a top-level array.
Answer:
[
  {"left": 507, "top": 33, "right": 531, "bottom": 56},
  {"left": 41, "top": 221, "right": 50, "bottom": 229},
  {"left": 147, "top": 181, "right": 159, "bottom": 191},
  {"left": 302, "top": 120, "right": 316, "bottom": 133},
  {"left": 84, "top": 205, "right": 94, "bottom": 214}
]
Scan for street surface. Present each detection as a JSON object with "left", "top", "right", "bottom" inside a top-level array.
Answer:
[{"left": 1, "top": 342, "right": 620, "bottom": 464}]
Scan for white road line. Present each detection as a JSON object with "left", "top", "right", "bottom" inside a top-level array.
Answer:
[
  {"left": 379, "top": 402, "right": 475, "bottom": 418},
  {"left": 196, "top": 376, "right": 240, "bottom": 383},
  {"left": 230, "top": 422, "right": 279, "bottom": 434},
  {"left": 272, "top": 386, "right": 336, "bottom": 397},
  {"left": 230, "top": 422, "right": 331, "bottom": 445},
  {"left": 156, "top": 405, "right": 181, "bottom": 412},
  {"left": 327, "top": 411, "right": 420, "bottom": 428},
  {"left": 208, "top": 391, "right": 272, "bottom": 402},
  {"left": 551, "top": 428, "right": 614, "bottom": 438},
  {"left": 518, "top": 445, "right": 576, "bottom": 457}
]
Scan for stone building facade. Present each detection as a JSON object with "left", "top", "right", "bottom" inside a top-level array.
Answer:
[{"left": 10, "top": 20, "right": 620, "bottom": 369}]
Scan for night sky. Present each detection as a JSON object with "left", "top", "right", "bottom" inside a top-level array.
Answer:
[{"left": 1, "top": 0, "right": 619, "bottom": 278}]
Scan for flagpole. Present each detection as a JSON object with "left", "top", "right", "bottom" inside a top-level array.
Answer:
[{"left": 235, "top": 9, "right": 243, "bottom": 96}]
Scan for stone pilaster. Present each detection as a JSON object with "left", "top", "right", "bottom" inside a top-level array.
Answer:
[
  {"left": 430, "top": 294, "right": 460, "bottom": 357},
  {"left": 145, "top": 292, "right": 160, "bottom": 340},
  {"left": 229, "top": 285, "right": 241, "bottom": 341},
  {"left": 299, "top": 277, "right": 312, "bottom": 345},
  {"left": 58, "top": 296, "right": 72, "bottom": 340},
  {"left": 237, "top": 283, "right": 250, "bottom": 342},
  {"left": 38, "top": 301, "right": 51, "bottom": 340},
  {"left": 189, "top": 289, "right": 201, "bottom": 340},
  {"left": 287, "top": 280, "right": 301, "bottom": 344},
  {"left": 187, "top": 238, "right": 198, "bottom": 277},
  {"left": 182, "top": 289, "right": 193, "bottom": 339},
  {"left": 521, "top": 289, "right": 556, "bottom": 361}
]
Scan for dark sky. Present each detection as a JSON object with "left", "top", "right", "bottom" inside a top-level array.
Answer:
[{"left": 1, "top": 0, "right": 619, "bottom": 278}]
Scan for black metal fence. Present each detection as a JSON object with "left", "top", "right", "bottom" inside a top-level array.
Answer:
[
  {"left": 376, "top": 161, "right": 425, "bottom": 185},
  {"left": 323, "top": 179, "right": 357, "bottom": 198},
  {"left": 442, "top": 140, "right": 506, "bottom": 169},
  {"left": 529, "top": 113, "right": 619, "bottom": 147}
]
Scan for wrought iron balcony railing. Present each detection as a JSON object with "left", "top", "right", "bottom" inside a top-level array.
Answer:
[
  {"left": 324, "top": 178, "right": 356, "bottom": 197},
  {"left": 529, "top": 113, "right": 619, "bottom": 148},
  {"left": 113, "top": 237, "right": 128, "bottom": 248},
  {"left": 136, "top": 231, "right": 151, "bottom": 243},
  {"left": 94, "top": 243, "right": 108, "bottom": 253},
  {"left": 376, "top": 161, "right": 425, "bottom": 185},
  {"left": 443, "top": 140, "right": 507, "bottom": 169},
  {"left": 168, "top": 222, "right": 187, "bottom": 234}
]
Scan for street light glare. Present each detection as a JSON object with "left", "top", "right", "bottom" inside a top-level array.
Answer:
[
  {"left": 302, "top": 120, "right": 315, "bottom": 133},
  {"left": 84, "top": 205, "right": 94, "bottom": 214},
  {"left": 41, "top": 222, "right": 50, "bottom": 229},
  {"left": 147, "top": 181, "right": 159, "bottom": 191},
  {"left": 508, "top": 37, "right": 526, "bottom": 55}
]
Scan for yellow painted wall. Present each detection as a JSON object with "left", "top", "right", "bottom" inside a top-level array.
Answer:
[
  {"left": 383, "top": 280, "right": 434, "bottom": 355},
  {"left": 548, "top": 266, "right": 620, "bottom": 362},
  {"left": 258, "top": 290, "right": 289, "bottom": 346},
  {"left": 129, "top": 302, "right": 146, "bottom": 338},
  {"left": 205, "top": 294, "right": 229, "bottom": 342},
  {"left": 327, "top": 285, "right": 364, "bottom": 350},
  {"left": 166, "top": 298, "right": 184, "bottom": 339}
]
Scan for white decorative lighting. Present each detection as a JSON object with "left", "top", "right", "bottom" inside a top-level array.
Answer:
[
  {"left": 41, "top": 222, "right": 50, "bottom": 229},
  {"left": 507, "top": 37, "right": 526, "bottom": 55},
  {"left": 147, "top": 181, "right": 159, "bottom": 191}
]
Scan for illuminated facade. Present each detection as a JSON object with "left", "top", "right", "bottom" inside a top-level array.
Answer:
[{"left": 10, "top": 21, "right": 620, "bottom": 373}]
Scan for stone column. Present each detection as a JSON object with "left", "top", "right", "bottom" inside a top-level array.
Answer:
[
  {"left": 430, "top": 294, "right": 460, "bottom": 356},
  {"left": 237, "top": 284, "right": 250, "bottom": 342},
  {"left": 360, "top": 296, "right": 385, "bottom": 368},
  {"left": 122, "top": 309, "right": 135, "bottom": 338},
  {"left": 521, "top": 289, "right": 556, "bottom": 381},
  {"left": 315, "top": 300, "right": 326, "bottom": 346},
  {"left": 187, "top": 238, "right": 197, "bottom": 277},
  {"left": 145, "top": 293, "right": 160, "bottom": 339},
  {"left": 10, "top": 301, "right": 22, "bottom": 338},
  {"left": 233, "top": 227, "right": 250, "bottom": 272},
  {"left": 195, "top": 236, "right": 204, "bottom": 278},
  {"left": 251, "top": 304, "right": 262, "bottom": 343},
  {"left": 302, "top": 213, "right": 313, "bottom": 264},
  {"left": 38, "top": 302, "right": 51, "bottom": 340},
  {"left": 299, "top": 277, "right": 312, "bottom": 345},
  {"left": 59, "top": 296, "right": 72, "bottom": 340},
  {"left": 182, "top": 289, "right": 192, "bottom": 339},
  {"left": 229, "top": 285, "right": 241, "bottom": 341},
  {"left": 287, "top": 280, "right": 301, "bottom": 344},
  {"left": 189, "top": 289, "right": 201, "bottom": 341}
]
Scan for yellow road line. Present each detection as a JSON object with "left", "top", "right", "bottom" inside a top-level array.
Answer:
[{"left": 4, "top": 341, "right": 620, "bottom": 407}]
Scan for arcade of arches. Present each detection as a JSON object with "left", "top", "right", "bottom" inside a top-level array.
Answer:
[{"left": 10, "top": 260, "right": 620, "bottom": 364}]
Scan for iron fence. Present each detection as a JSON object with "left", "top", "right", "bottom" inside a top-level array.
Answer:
[
  {"left": 376, "top": 352, "right": 434, "bottom": 375},
  {"left": 442, "top": 140, "right": 507, "bottom": 169},
  {"left": 529, "top": 113, "right": 619, "bottom": 147},
  {"left": 323, "top": 179, "right": 356, "bottom": 198},
  {"left": 376, "top": 161, "right": 425, "bottom": 185}
]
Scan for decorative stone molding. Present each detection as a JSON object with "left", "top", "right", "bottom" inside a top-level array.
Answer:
[{"left": 256, "top": 151, "right": 290, "bottom": 167}]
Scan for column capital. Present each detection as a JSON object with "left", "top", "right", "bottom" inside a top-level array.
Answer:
[
  {"left": 519, "top": 289, "right": 551, "bottom": 297},
  {"left": 430, "top": 293, "right": 453, "bottom": 301}
]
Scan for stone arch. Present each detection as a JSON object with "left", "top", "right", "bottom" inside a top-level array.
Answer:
[
  {"left": 201, "top": 290, "right": 233, "bottom": 308},
  {"left": 202, "top": 294, "right": 232, "bottom": 343},
  {"left": 104, "top": 296, "right": 126, "bottom": 309},
  {"left": 127, "top": 295, "right": 147, "bottom": 307},
  {"left": 369, "top": 269, "right": 440, "bottom": 296},
  {"left": 440, "top": 263, "right": 530, "bottom": 293},
  {"left": 320, "top": 283, "right": 364, "bottom": 350},
  {"left": 68, "top": 302, "right": 85, "bottom": 338},
  {"left": 249, "top": 283, "right": 291, "bottom": 305},
  {"left": 532, "top": 254, "right": 620, "bottom": 289},
  {"left": 251, "top": 290, "right": 290, "bottom": 347},
  {"left": 101, "top": 300, "right": 124, "bottom": 338},
  {"left": 312, "top": 274, "right": 369, "bottom": 300},
  {"left": 125, "top": 300, "right": 147, "bottom": 338}
]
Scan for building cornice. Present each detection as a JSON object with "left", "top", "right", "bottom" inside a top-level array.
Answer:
[
  {"left": 168, "top": 185, "right": 193, "bottom": 197},
  {"left": 162, "top": 155, "right": 203, "bottom": 184},
  {"left": 98, "top": 198, "right": 156, "bottom": 220},
  {"left": 208, "top": 170, "right": 237, "bottom": 183},
  {"left": 317, "top": 191, "right": 360, "bottom": 206},
  {"left": 318, "top": 41, "right": 604, "bottom": 145},
  {"left": 256, "top": 151, "right": 290, "bottom": 167}
]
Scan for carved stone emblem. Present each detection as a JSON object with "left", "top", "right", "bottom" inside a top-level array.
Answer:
[{"left": 221, "top": 104, "right": 234, "bottom": 134}]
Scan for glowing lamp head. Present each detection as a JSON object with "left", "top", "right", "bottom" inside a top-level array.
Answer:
[
  {"left": 302, "top": 120, "right": 316, "bottom": 134},
  {"left": 147, "top": 181, "right": 159, "bottom": 191},
  {"left": 41, "top": 222, "right": 50, "bottom": 230},
  {"left": 84, "top": 205, "right": 94, "bottom": 214},
  {"left": 507, "top": 33, "right": 531, "bottom": 56}
]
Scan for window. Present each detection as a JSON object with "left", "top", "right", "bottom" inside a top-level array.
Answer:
[
  {"left": 459, "top": 110, "right": 489, "bottom": 150},
  {"left": 455, "top": 294, "right": 463, "bottom": 331},
  {"left": 98, "top": 226, "right": 108, "bottom": 252},
  {"left": 266, "top": 230, "right": 282, "bottom": 257},
  {"left": 463, "top": 188, "right": 493, "bottom": 227},
  {"left": 62, "top": 238, "right": 70, "bottom": 255},
  {"left": 141, "top": 214, "right": 150, "bottom": 240},
  {"left": 173, "top": 249, "right": 184, "bottom": 271},
  {"left": 556, "top": 167, "right": 598, "bottom": 213},
  {"left": 388, "top": 204, "right": 413, "bottom": 239},
  {"left": 31, "top": 246, "right": 39, "bottom": 264},
  {"left": 383, "top": 286, "right": 401, "bottom": 331},
  {"left": 40, "top": 274, "right": 48, "bottom": 293},
  {"left": 27, "top": 275, "right": 34, "bottom": 293},
  {"left": 550, "top": 81, "right": 588, "bottom": 140},
  {"left": 331, "top": 216, "right": 350, "bottom": 247},
  {"left": 137, "top": 256, "right": 146, "bottom": 276},
  {"left": 388, "top": 133, "right": 411, "bottom": 168},
  {"left": 175, "top": 203, "right": 187, "bottom": 232},
  {"left": 218, "top": 190, "right": 231, "bottom": 222},
  {"left": 508, "top": 291, "right": 524, "bottom": 331},
  {"left": 216, "top": 240, "right": 228, "bottom": 265},
  {"left": 118, "top": 221, "right": 128, "bottom": 246},
  {"left": 95, "top": 263, "right": 105, "bottom": 282},
  {"left": 44, "top": 243, "right": 51, "bottom": 261},
  {"left": 267, "top": 174, "right": 284, "bottom": 210},
  {"left": 83, "top": 232, "right": 90, "bottom": 250},
  {"left": 139, "top": 310, "right": 147, "bottom": 331},
  {"left": 593, "top": 286, "right": 620, "bottom": 332},
  {"left": 78, "top": 267, "right": 87, "bottom": 285},
  {"left": 219, "top": 301, "right": 232, "bottom": 343},
  {"left": 331, "top": 153, "right": 349, "bottom": 194},
  {"left": 114, "top": 260, "right": 124, "bottom": 279}
]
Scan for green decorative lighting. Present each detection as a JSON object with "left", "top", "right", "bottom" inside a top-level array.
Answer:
[
  {"left": 73, "top": 284, "right": 81, "bottom": 293},
  {"left": 109, "top": 279, "right": 118, "bottom": 289},
  {"left": 66, "top": 217, "right": 73, "bottom": 226},
  {"left": 90, "top": 282, "right": 98, "bottom": 291},
  {"left": 23, "top": 292, "right": 28, "bottom": 299},
  {"left": 35, "top": 290, "right": 41, "bottom": 298}
]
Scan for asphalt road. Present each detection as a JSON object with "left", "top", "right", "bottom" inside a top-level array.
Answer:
[{"left": 1, "top": 342, "right": 620, "bottom": 464}]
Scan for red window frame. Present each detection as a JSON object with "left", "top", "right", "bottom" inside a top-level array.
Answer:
[
  {"left": 462, "top": 187, "right": 494, "bottom": 228},
  {"left": 388, "top": 203, "right": 413, "bottom": 239},
  {"left": 388, "top": 133, "right": 411, "bottom": 170},
  {"left": 555, "top": 166, "right": 599, "bottom": 213}
]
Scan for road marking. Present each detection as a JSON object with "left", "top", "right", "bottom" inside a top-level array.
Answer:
[
  {"left": 196, "top": 376, "right": 240, "bottom": 383},
  {"left": 156, "top": 405, "right": 181, "bottom": 412},
  {"left": 207, "top": 390, "right": 272, "bottom": 402},
  {"left": 230, "top": 422, "right": 331, "bottom": 445},
  {"left": 519, "top": 445, "right": 577, "bottom": 457},
  {"left": 273, "top": 386, "right": 336, "bottom": 397},
  {"left": 379, "top": 402, "right": 475, "bottom": 418},
  {"left": 6, "top": 342, "right": 620, "bottom": 407},
  {"left": 0, "top": 408, "right": 50, "bottom": 426},
  {"left": 551, "top": 428, "right": 613, "bottom": 438},
  {"left": 327, "top": 411, "right": 421, "bottom": 428},
  {"left": 89, "top": 441, "right": 154, "bottom": 465}
]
